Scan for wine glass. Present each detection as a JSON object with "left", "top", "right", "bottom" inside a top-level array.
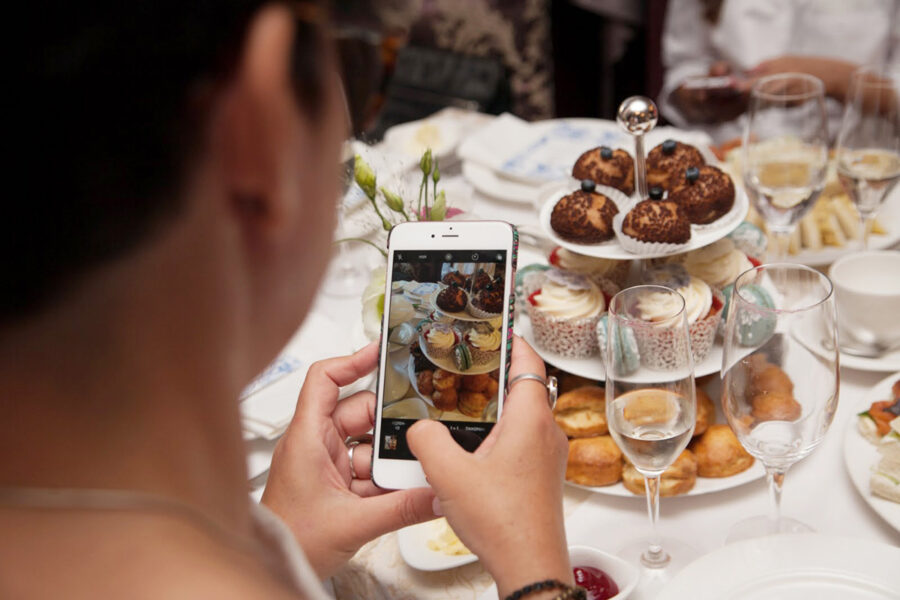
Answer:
[
  {"left": 743, "top": 73, "right": 829, "bottom": 262},
  {"left": 605, "top": 285, "right": 696, "bottom": 583},
  {"left": 835, "top": 66, "right": 900, "bottom": 250},
  {"left": 720, "top": 264, "right": 839, "bottom": 542}
]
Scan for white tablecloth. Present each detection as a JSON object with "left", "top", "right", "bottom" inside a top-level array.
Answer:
[{"left": 245, "top": 113, "right": 900, "bottom": 599}]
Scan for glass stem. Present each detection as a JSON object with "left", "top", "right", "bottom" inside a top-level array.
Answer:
[
  {"left": 641, "top": 474, "right": 669, "bottom": 568},
  {"left": 767, "top": 227, "right": 793, "bottom": 263},
  {"left": 859, "top": 212, "right": 872, "bottom": 251},
  {"left": 765, "top": 466, "right": 787, "bottom": 533}
]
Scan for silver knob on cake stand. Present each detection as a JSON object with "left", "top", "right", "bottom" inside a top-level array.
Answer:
[{"left": 617, "top": 96, "right": 659, "bottom": 199}]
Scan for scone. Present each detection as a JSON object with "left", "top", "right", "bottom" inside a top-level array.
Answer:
[
  {"left": 622, "top": 199, "right": 691, "bottom": 244},
  {"left": 553, "top": 386, "right": 607, "bottom": 438},
  {"left": 550, "top": 186, "right": 619, "bottom": 243},
  {"left": 622, "top": 450, "right": 698, "bottom": 496},
  {"left": 693, "top": 386, "right": 715, "bottom": 437},
  {"left": 668, "top": 165, "right": 735, "bottom": 225},
  {"left": 690, "top": 424, "right": 754, "bottom": 477},
  {"left": 566, "top": 436, "right": 623, "bottom": 486},
  {"left": 646, "top": 139, "right": 706, "bottom": 191},
  {"left": 458, "top": 390, "right": 490, "bottom": 418},
  {"left": 572, "top": 146, "right": 635, "bottom": 196}
]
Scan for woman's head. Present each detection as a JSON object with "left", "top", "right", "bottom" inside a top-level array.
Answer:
[{"left": 13, "top": 1, "right": 344, "bottom": 375}]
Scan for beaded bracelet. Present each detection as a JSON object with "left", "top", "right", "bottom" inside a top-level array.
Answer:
[{"left": 503, "top": 580, "right": 586, "bottom": 600}]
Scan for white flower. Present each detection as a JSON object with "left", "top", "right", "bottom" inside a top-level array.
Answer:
[{"left": 361, "top": 266, "right": 386, "bottom": 341}]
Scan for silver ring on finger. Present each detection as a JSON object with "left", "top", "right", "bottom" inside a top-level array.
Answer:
[
  {"left": 508, "top": 372, "right": 558, "bottom": 410},
  {"left": 345, "top": 434, "right": 372, "bottom": 480}
]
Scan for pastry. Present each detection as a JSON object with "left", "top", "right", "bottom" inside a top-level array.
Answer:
[
  {"left": 721, "top": 283, "right": 775, "bottom": 346},
  {"left": 681, "top": 238, "right": 755, "bottom": 289},
  {"left": 553, "top": 386, "right": 608, "bottom": 438},
  {"left": 668, "top": 165, "right": 735, "bottom": 225},
  {"left": 621, "top": 199, "right": 691, "bottom": 245},
  {"left": 693, "top": 386, "right": 715, "bottom": 437},
  {"left": 572, "top": 146, "right": 635, "bottom": 196},
  {"left": 637, "top": 265, "right": 725, "bottom": 364},
  {"left": 458, "top": 390, "right": 490, "bottom": 418},
  {"left": 436, "top": 283, "right": 467, "bottom": 312},
  {"left": 410, "top": 341, "right": 436, "bottom": 372},
  {"left": 646, "top": 139, "right": 706, "bottom": 191},
  {"left": 525, "top": 269, "right": 608, "bottom": 358},
  {"left": 423, "top": 323, "right": 459, "bottom": 359},
  {"left": 550, "top": 183, "right": 619, "bottom": 244},
  {"left": 442, "top": 271, "right": 467, "bottom": 288},
  {"left": 565, "top": 436, "right": 623, "bottom": 487},
  {"left": 432, "top": 388, "right": 458, "bottom": 412},
  {"left": 452, "top": 344, "right": 474, "bottom": 371},
  {"left": 690, "top": 424, "right": 754, "bottom": 477},
  {"left": 461, "top": 373, "right": 491, "bottom": 393},
  {"left": 743, "top": 356, "right": 801, "bottom": 422},
  {"left": 464, "top": 327, "right": 501, "bottom": 366},
  {"left": 433, "top": 368, "right": 460, "bottom": 391},
  {"left": 622, "top": 450, "right": 698, "bottom": 496},
  {"left": 468, "top": 269, "right": 492, "bottom": 294},
  {"left": 416, "top": 370, "right": 435, "bottom": 396},
  {"left": 548, "top": 246, "right": 630, "bottom": 287},
  {"left": 469, "top": 284, "right": 504, "bottom": 318},
  {"left": 751, "top": 390, "right": 802, "bottom": 421}
]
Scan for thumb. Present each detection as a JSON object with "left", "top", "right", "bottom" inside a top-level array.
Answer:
[
  {"left": 353, "top": 487, "right": 437, "bottom": 543},
  {"left": 406, "top": 420, "right": 469, "bottom": 487}
]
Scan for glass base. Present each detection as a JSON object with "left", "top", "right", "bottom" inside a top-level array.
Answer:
[
  {"left": 725, "top": 515, "right": 813, "bottom": 544},
  {"left": 617, "top": 537, "right": 699, "bottom": 598}
]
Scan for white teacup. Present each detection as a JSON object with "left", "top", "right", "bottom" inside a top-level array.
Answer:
[{"left": 829, "top": 251, "right": 900, "bottom": 348}]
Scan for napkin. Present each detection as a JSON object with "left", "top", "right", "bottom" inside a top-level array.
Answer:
[{"left": 457, "top": 113, "right": 536, "bottom": 174}]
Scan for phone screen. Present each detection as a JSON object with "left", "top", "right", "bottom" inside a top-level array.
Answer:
[{"left": 378, "top": 248, "right": 510, "bottom": 461}]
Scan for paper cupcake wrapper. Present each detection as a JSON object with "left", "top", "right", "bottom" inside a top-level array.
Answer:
[
  {"left": 467, "top": 343, "right": 500, "bottom": 366},
  {"left": 466, "top": 297, "right": 502, "bottom": 320},
  {"left": 634, "top": 287, "right": 724, "bottom": 369},
  {"left": 526, "top": 303, "right": 602, "bottom": 358},
  {"left": 421, "top": 327, "right": 458, "bottom": 359},
  {"left": 612, "top": 210, "right": 691, "bottom": 257}
]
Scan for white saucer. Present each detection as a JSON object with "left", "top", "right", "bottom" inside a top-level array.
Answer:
[
  {"left": 462, "top": 160, "right": 538, "bottom": 204},
  {"left": 397, "top": 519, "right": 478, "bottom": 571},
  {"left": 793, "top": 317, "right": 900, "bottom": 372},
  {"left": 656, "top": 534, "right": 900, "bottom": 599}
]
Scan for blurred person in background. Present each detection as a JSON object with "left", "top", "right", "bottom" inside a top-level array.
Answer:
[
  {"left": 2, "top": 2, "right": 573, "bottom": 598},
  {"left": 659, "top": 0, "right": 899, "bottom": 145}
]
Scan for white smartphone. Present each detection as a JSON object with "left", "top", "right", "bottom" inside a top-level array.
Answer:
[{"left": 371, "top": 221, "right": 518, "bottom": 490}]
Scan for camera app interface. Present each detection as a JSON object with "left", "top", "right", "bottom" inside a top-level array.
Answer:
[{"left": 379, "top": 250, "right": 508, "bottom": 460}]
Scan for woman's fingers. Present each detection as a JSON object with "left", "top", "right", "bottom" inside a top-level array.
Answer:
[
  {"left": 350, "top": 442, "right": 373, "bottom": 482},
  {"left": 353, "top": 488, "right": 437, "bottom": 543},
  {"left": 406, "top": 420, "right": 470, "bottom": 487},
  {"left": 332, "top": 391, "right": 376, "bottom": 439},
  {"left": 295, "top": 343, "right": 379, "bottom": 420}
]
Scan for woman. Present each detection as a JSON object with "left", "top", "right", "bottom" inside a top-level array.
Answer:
[
  {"left": 2, "top": 2, "right": 574, "bottom": 599},
  {"left": 660, "top": 0, "right": 899, "bottom": 143}
]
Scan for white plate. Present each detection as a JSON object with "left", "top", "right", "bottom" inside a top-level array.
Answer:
[
  {"left": 477, "top": 545, "right": 639, "bottom": 600},
  {"left": 418, "top": 333, "right": 500, "bottom": 375},
  {"left": 537, "top": 181, "right": 748, "bottom": 260},
  {"left": 382, "top": 116, "right": 461, "bottom": 165},
  {"left": 397, "top": 519, "right": 478, "bottom": 571},
  {"left": 783, "top": 182, "right": 900, "bottom": 266},
  {"left": 793, "top": 316, "right": 900, "bottom": 372},
  {"left": 656, "top": 534, "right": 900, "bottom": 600},
  {"left": 842, "top": 371, "right": 900, "bottom": 533},
  {"left": 462, "top": 160, "right": 538, "bottom": 204},
  {"left": 515, "top": 315, "right": 726, "bottom": 382}
]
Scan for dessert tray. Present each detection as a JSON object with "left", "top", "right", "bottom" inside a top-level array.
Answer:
[
  {"left": 537, "top": 179, "right": 749, "bottom": 260},
  {"left": 656, "top": 534, "right": 900, "bottom": 600},
  {"left": 417, "top": 333, "right": 500, "bottom": 376},
  {"left": 842, "top": 371, "right": 900, "bottom": 533}
]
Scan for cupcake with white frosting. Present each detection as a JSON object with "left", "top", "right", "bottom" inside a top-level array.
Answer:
[
  {"left": 465, "top": 325, "right": 502, "bottom": 366},
  {"left": 421, "top": 322, "right": 460, "bottom": 359},
  {"left": 548, "top": 246, "right": 631, "bottom": 287},
  {"left": 525, "top": 269, "right": 617, "bottom": 357},
  {"left": 681, "top": 238, "right": 756, "bottom": 290},
  {"left": 641, "top": 264, "right": 724, "bottom": 364}
]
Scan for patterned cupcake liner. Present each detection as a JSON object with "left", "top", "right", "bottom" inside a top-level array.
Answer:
[
  {"left": 634, "top": 287, "right": 724, "bottom": 370},
  {"left": 420, "top": 326, "right": 459, "bottom": 360},
  {"left": 612, "top": 210, "right": 691, "bottom": 257},
  {"left": 466, "top": 297, "right": 503, "bottom": 320},
  {"left": 526, "top": 303, "right": 603, "bottom": 358},
  {"left": 466, "top": 342, "right": 500, "bottom": 366}
]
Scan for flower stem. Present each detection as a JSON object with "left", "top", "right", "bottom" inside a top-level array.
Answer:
[{"left": 333, "top": 237, "right": 387, "bottom": 257}]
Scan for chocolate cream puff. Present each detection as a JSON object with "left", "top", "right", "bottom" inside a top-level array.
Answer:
[
  {"left": 646, "top": 139, "right": 706, "bottom": 191},
  {"left": 572, "top": 146, "right": 635, "bottom": 196},
  {"left": 668, "top": 165, "right": 735, "bottom": 225},
  {"left": 550, "top": 180, "right": 619, "bottom": 243}
]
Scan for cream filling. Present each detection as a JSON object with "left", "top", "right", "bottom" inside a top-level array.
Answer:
[
  {"left": 637, "top": 277, "right": 712, "bottom": 325},
  {"left": 426, "top": 327, "right": 456, "bottom": 349},
  {"left": 533, "top": 279, "right": 604, "bottom": 319},
  {"left": 683, "top": 239, "right": 753, "bottom": 289},
  {"left": 468, "top": 328, "right": 501, "bottom": 351}
]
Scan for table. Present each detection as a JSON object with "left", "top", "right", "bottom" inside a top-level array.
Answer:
[{"left": 244, "top": 112, "right": 900, "bottom": 599}]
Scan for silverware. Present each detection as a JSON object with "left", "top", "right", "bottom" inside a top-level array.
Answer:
[{"left": 821, "top": 336, "right": 900, "bottom": 359}]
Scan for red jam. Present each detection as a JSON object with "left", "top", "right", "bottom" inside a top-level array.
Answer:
[
  {"left": 573, "top": 565, "right": 618, "bottom": 600},
  {"left": 527, "top": 290, "right": 541, "bottom": 306},
  {"left": 748, "top": 256, "right": 762, "bottom": 268},
  {"left": 548, "top": 247, "right": 561, "bottom": 267}
]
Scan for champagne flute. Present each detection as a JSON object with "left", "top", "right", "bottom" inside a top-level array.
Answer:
[
  {"left": 835, "top": 66, "right": 900, "bottom": 250},
  {"left": 605, "top": 285, "right": 696, "bottom": 582},
  {"left": 743, "top": 74, "right": 828, "bottom": 262},
  {"left": 721, "top": 264, "right": 838, "bottom": 542}
]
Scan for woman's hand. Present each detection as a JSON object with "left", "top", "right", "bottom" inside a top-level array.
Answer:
[
  {"left": 262, "top": 343, "right": 435, "bottom": 579},
  {"left": 670, "top": 61, "right": 750, "bottom": 124},
  {"left": 748, "top": 55, "right": 856, "bottom": 102},
  {"left": 406, "top": 336, "right": 571, "bottom": 599}
]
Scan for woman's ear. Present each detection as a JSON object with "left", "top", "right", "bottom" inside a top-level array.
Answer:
[{"left": 215, "top": 4, "right": 303, "bottom": 240}]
